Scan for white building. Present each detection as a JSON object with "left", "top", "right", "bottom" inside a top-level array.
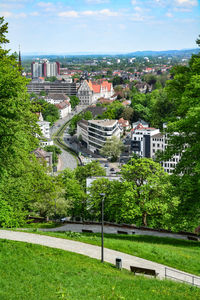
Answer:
[
  {"left": 151, "top": 132, "right": 180, "bottom": 174},
  {"left": 77, "top": 80, "right": 114, "bottom": 105},
  {"left": 131, "top": 123, "right": 159, "bottom": 158},
  {"left": 36, "top": 112, "right": 54, "bottom": 146},
  {"left": 77, "top": 119, "right": 121, "bottom": 154},
  {"left": 55, "top": 100, "right": 71, "bottom": 119},
  {"left": 44, "top": 93, "right": 70, "bottom": 105}
]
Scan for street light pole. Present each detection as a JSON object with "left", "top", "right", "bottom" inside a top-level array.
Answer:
[{"left": 100, "top": 193, "right": 105, "bottom": 263}]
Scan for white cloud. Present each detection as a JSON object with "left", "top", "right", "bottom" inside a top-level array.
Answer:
[
  {"left": 134, "top": 6, "right": 142, "bottom": 12},
  {"left": 175, "top": 0, "right": 198, "bottom": 6},
  {"left": 81, "top": 10, "right": 97, "bottom": 16},
  {"left": 81, "top": 9, "right": 119, "bottom": 17},
  {"left": 85, "top": 0, "right": 110, "bottom": 3},
  {"left": 99, "top": 9, "right": 119, "bottom": 16},
  {"left": 30, "top": 12, "right": 39, "bottom": 16},
  {"left": 37, "top": 2, "right": 53, "bottom": 8},
  {"left": 58, "top": 11, "right": 79, "bottom": 18},
  {"left": 166, "top": 12, "right": 173, "bottom": 17},
  {"left": 0, "top": 11, "right": 13, "bottom": 18},
  {"left": 131, "top": 0, "right": 137, "bottom": 5}
]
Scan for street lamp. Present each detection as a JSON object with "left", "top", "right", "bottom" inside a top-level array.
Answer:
[{"left": 99, "top": 193, "right": 105, "bottom": 263}]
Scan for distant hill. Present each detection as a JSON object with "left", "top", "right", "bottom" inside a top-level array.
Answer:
[
  {"left": 126, "top": 48, "right": 199, "bottom": 57},
  {"left": 22, "top": 48, "right": 199, "bottom": 60}
]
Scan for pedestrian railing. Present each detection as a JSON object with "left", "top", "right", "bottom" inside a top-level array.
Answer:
[{"left": 165, "top": 267, "right": 200, "bottom": 287}]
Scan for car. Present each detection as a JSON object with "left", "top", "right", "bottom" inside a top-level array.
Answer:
[
  {"left": 110, "top": 168, "right": 115, "bottom": 172},
  {"left": 104, "top": 163, "right": 109, "bottom": 168}
]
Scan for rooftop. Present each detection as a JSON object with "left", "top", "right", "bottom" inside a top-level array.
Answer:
[{"left": 88, "top": 119, "right": 117, "bottom": 127}]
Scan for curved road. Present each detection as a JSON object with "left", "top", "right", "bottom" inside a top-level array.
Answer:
[{"left": 0, "top": 230, "right": 199, "bottom": 287}]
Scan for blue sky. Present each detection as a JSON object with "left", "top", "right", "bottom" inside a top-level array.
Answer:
[{"left": 1, "top": 0, "right": 200, "bottom": 54}]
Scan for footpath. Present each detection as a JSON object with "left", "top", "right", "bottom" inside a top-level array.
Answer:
[{"left": 0, "top": 230, "right": 200, "bottom": 287}]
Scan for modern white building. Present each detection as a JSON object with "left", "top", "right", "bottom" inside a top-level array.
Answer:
[
  {"left": 131, "top": 121, "right": 181, "bottom": 174},
  {"left": 131, "top": 123, "right": 159, "bottom": 158},
  {"left": 77, "top": 119, "right": 121, "bottom": 154},
  {"left": 151, "top": 132, "right": 180, "bottom": 174}
]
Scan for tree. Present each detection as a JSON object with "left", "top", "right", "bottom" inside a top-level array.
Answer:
[
  {"left": 44, "top": 145, "right": 62, "bottom": 164},
  {"left": 121, "top": 158, "right": 179, "bottom": 226},
  {"left": 69, "top": 95, "right": 80, "bottom": 109},
  {"left": 75, "top": 161, "right": 106, "bottom": 191},
  {"left": 0, "top": 17, "right": 59, "bottom": 226},
  {"left": 121, "top": 107, "right": 134, "bottom": 122},
  {"left": 100, "top": 136, "right": 123, "bottom": 162}
]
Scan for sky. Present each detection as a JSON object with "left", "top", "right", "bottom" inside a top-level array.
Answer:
[{"left": 1, "top": 0, "right": 200, "bottom": 54}]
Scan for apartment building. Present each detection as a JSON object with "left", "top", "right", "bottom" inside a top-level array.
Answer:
[
  {"left": 77, "top": 119, "right": 121, "bottom": 153},
  {"left": 31, "top": 59, "right": 60, "bottom": 78},
  {"left": 151, "top": 132, "right": 180, "bottom": 174},
  {"left": 131, "top": 123, "right": 159, "bottom": 158}
]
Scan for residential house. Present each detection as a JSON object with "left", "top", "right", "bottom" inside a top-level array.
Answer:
[
  {"left": 55, "top": 100, "right": 71, "bottom": 119},
  {"left": 44, "top": 93, "right": 70, "bottom": 105}
]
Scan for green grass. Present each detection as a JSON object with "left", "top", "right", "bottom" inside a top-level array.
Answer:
[
  {"left": 0, "top": 239, "right": 199, "bottom": 300},
  {"left": 22, "top": 231, "right": 200, "bottom": 276}
]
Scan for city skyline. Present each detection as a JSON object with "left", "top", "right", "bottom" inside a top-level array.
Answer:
[{"left": 0, "top": 0, "right": 199, "bottom": 54}]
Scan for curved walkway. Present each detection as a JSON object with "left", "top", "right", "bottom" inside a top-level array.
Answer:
[{"left": 0, "top": 230, "right": 199, "bottom": 286}]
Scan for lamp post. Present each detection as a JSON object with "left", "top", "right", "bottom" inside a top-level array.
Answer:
[{"left": 99, "top": 193, "right": 105, "bottom": 263}]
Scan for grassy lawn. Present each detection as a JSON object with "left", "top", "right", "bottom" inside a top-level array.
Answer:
[
  {"left": 21, "top": 230, "right": 200, "bottom": 276},
  {"left": 0, "top": 239, "right": 199, "bottom": 300}
]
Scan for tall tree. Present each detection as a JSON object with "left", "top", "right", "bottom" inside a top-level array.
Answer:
[{"left": 100, "top": 136, "right": 123, "bottom": 162}]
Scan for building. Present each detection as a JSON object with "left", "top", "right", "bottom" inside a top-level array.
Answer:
[
  {"left": 77, "top": 119, "right": 121, "bottom": 153},
  {"left": 131, "top": 123, "right": 159, "bottom": 158},
  {"left": 36, "top": 112, "right": 53, "bottom": 146},
  {"left": 44, "top": 93, "right": 70, "bottom": 105},
  {"left": 131, "top": 121, "right": 181, "bottom": 174},
  {"left": 31, "top": 59, "right": 60, "bottom": 78},
  {"left": 55, "top": 100, "right": 71, "bottom": 119},
  {"left": 118, "top": 118, "right": 131, "bottom": 132},
  {"left": 151, "top": 132, "right": 180, "bottom": 174},
  {"left": 77, "top": 79, "right": 114, "bottom": 105},
  {"left": 33, "top": 148, "right": 52, "bottom": 167},
  {"left": 27, "top": 81, "right": 77, "bottom": 95}
]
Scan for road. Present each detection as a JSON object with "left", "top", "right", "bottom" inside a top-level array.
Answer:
[{"left": 51, "top": 105, "right": 87, "bottom": 171}]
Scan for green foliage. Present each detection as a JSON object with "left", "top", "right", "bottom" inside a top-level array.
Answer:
[
  {"left": 44, "top": 145, "right": 62, "bottom": 164},
  {"left": 69, "top": 95, "right": 80, "bottom": 109},
  {"left": 121, "top": 158, "right": 179, "bottom": 226},
  {"left": 101, "top": 101, "right": 124, "bottom": 120},
  {"left": 45, "top": 76, "right": 57, "bottom": 82},
  {"left": 100, "top": 136, "right": 124, "bottom": 161},
  {"left": 121, "top": 107, "right": 134, "bottom": 122},
  {"left": 69, "top": 111, "right": 93, "bottom": 135},
  {"left": 33, "top": 98, "right": 59, "bottom": 125}
]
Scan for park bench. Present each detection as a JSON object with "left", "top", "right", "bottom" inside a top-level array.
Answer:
[
  {"left": 117, "top": 230, "right": 128, "bottom": 235},
  {"left": 82, "top": 229, "right": 93, "bottom": 233},
  {"left": 187, "top": 236, "right": 199, "bottom": 241},
  {"left": 130, "top": 266, "right": 159, "bottom": 277}
]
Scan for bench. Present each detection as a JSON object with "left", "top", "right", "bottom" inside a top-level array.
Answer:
[
  {"left": 82, "top": 229, "right": 93, "bottom": 233},
  {"left": 130, "top": 266, "right": 158, "bottom": 277},
  {"left": 187, "top": 236, "right": 199, "bottom": 241},
  {"left": 117, "top": 230, "right": 128, "bottom": 235}
]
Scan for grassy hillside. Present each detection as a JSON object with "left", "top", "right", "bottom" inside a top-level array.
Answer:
[
  {"left": 24, "top": 231, "right": 200, "bottom": 276},
  {"left": 0, "top": 239, "right": 199, "bottom": 300}
]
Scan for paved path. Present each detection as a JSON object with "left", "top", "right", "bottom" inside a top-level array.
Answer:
[
  {"left": 43, "top": 223, "right": 195, "bottom": 241},
  {"left": 0, "top": 230, "right": 199, "bottom": 287}
]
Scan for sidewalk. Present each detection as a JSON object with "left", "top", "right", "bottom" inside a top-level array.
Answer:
[{"left": 0, "top": 230, "right": 199, "bottom": 286}]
